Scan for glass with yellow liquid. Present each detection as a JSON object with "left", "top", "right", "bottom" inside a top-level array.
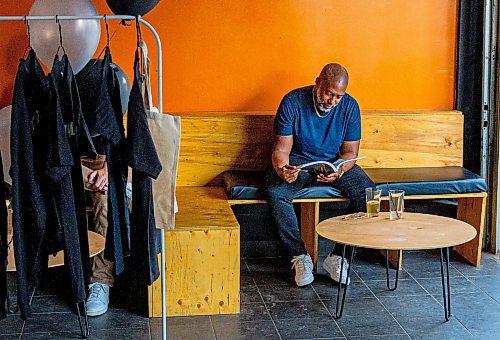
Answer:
[{"left": 365, "top": 188, "right": 382, "bottom": 217}]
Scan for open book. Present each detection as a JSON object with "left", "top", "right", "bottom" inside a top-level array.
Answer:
[{"left": 299, "top": 156, "right": 367, "bottom": 175}]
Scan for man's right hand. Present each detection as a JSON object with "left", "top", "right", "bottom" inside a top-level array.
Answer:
[{"left": 278, "top": 165, "right": 300, "bottom": 183}]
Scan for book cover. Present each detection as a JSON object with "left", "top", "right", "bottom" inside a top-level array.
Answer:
[{"left": 299, "top": 156, "right": 366, "bottom": 175}]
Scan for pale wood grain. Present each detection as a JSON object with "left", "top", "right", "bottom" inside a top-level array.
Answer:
[
  {"left": 149, "top": 229, "right": 240, "bottom": 317},
  {"left": 316, "top": 212, "right": 476, "bottom": 250},
  {"left": 177, "top": 111, "right": 464, "bottom": 186}
]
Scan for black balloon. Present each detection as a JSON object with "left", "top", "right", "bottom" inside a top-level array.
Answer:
[{"left": 105, "top": 0, "right": 160, "bottom": 16}]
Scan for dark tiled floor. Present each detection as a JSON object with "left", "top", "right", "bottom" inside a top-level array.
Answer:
[{"left": 1, "top": 250, "right": 499, "bottom": 339}]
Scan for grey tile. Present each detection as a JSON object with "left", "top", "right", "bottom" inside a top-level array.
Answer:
[
  {"left": 378, "top": 295, "right": 450, "bottom": 332},
  {"left": 407, "top": 318, "right": 475, "bottom": 340},
  {"left": 22, "top": 313, "right": 81, "bottom": 333},
  {"left": 87, "top": 309, "right": 149, "bottom": 330},
  {"left": 22, "top": 327, "right": 150, "bottom": 340},
  {"left": 0, "top": 315, "right": 24, "bottom": 335},
  {"left": 252, "top": 270, "right": 294, "bottom": 286},
  {"left": 415, "top": 276, "right": 481, "bottom": 295},
  {"left": 150, "top": 316, "right": 214, "bottom": 340},
  {"left": 246, "top": 258, "right": 288, "bottom": 272},
  {"left": 258, "top": 284, "right": 318, "bottom": 303},
  {"left": 240, "top": 271, "right": 256, "bottom": 287},
  {"left": 0, "top": 334, "right": 20, "bottom": 340},
  {"left": 444, "top": 292, "right": 500, "bottom": 338},
  {"left": 353, "top": 264, "right": 412, "bottom": 282},
  {"left": 241, "top": 285, "right": 263, "bottom": 303},
  {"left": 325, "top": 297, "right": 390, "bottom": 319},
  {"left": 21, "top": 332, "right": 81, "bottom": 339},
  {"left": 452, "top": 255, "right": 500, "bottom": 277},
  {"left": 237, "top": 302, "right": 272, "bottom": 322},
  {"left": 266, "top": 300, "right": 330, "bottom": 320},
  {"left": 274, "top": 316, "right": 344, "bottom": 339},
  {"left": 211, "top": 316, "right": 279, "bottom": 340},
  {"left": 404, "top": 260, "right": 464, "bottom": 279},
  {"left": 467, "top": 275, "right": 500, "bottom": 303},
  {"left": 335, "top": 314, "right": 404, "bottom": 338},
  {"left": 313, "top": 280, "right": 374, "bottom": 300},
  {"left": 364, "top": 279, "right": 428, "bottom": 298},
  {"left": 347, "top": 336, "right": 410, "bottom": 340},
  {"left": 29, "top": 295, "right": 73, "bottom": 314}
]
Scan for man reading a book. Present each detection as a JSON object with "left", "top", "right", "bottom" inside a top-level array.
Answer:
[{"left": 264, "top": 63, "right": 375, "bottom": 287}]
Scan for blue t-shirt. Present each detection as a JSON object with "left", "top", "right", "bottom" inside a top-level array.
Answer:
[{"left": 274, "top": 85, "right": 361, "bottom": 162}]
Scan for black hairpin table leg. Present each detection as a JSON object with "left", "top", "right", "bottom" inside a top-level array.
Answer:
[
  {"left": 385, "top": 249, "right": 401, "bottom": 291},
  {"left": 76, "top": 301, "right": 90, "bottom": 338},
  {"left": 439, "top": 247, "right": 452, "bottom": 321},
  {"left": 333, "top": 244, "right": 355, "bottom": 319}
]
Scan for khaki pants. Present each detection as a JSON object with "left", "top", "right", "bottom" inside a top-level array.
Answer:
[{"left": 81, "top": 155, "right": 114, "bottom": 287}]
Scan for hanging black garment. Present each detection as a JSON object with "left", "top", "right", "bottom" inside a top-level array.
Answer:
[
  {"left": 0, "top": 153, "right": 8, "bottom": 320},
  {"left": 47, "top": 54, "right": 97, "bottom": 303},
  {"left": 76, "top": 47, "right": 130, "bottom": 276},
  {"left": 128, "top": 49, "right": 162, "bottom": 285},
  {"left": 10, "top": 50, "right": 49, "bottom": 319}
]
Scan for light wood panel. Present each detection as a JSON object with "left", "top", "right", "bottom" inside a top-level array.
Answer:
[
  {"left": 175, "top": 186, "right": 239, "bottom": 230},
  {"left": 456, "top": 196, "right": 487, "bottom": 266},
  {"left": 316, "top": 212, "right": 476, "bottom": 250},
  {"left": 148, "top": 186, "right": 240, "bottom": 317},
  {"left": 149, "top": 229, "right": 240, "bottom": 317},
  {"left": 177, "top": 111, "right": 464, "bottom": 186},
  {"left": 301, "top": 202, "right": 319, "bottom": 270}
]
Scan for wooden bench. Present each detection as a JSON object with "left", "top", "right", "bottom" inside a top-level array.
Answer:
[{"left": 148, "top": 110, "right": 487, "bottom": 317}]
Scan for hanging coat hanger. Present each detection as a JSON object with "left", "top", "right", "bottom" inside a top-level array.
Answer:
[
  {"left": 92, "top": 15, "right": 114, "bottom": 64},
  {"left": 55, "top": 15, "right": 66, "bottom": 58},
  {"left": 22, "top": 16, "right": 31, "bottom": 58}
]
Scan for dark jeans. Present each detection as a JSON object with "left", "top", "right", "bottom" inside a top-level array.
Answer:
[{"left": 264, "top": 156, "right": 375, "bottom": 258}]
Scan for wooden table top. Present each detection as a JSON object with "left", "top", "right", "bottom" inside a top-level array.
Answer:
[
  {"left": 6, "top": 231, "right": 106, "bottom": 272},
  {"left": 316, "top": 212, "right": 476, "bottom": 250}
]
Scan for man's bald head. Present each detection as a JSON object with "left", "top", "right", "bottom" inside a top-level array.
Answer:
[{"left": 317, "top": 63, "right": 349, "bottom": 88}]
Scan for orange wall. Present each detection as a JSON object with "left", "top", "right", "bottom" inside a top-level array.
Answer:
[{"left": 0, "top": 1, "right": 457, "bottom": 112}]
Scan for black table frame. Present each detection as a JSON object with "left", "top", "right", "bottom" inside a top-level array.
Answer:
[{"left": 332, "top": 245, "right": 452, "bottom": 321}]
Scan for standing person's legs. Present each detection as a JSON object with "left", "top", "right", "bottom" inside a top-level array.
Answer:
[{"left": 81, "top": 156, "right": 113, "bottom": 316}]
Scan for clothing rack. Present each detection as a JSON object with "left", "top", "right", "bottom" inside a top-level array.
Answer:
[{"left": 0, "top": 15, "right": 167, "bottom": 340}]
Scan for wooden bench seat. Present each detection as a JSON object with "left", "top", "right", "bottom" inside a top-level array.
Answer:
[{"left": 148, "top": 110, "right": 487, "bottom": 317}]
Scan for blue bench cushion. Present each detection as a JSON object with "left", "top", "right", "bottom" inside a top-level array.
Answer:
[{"left": 221, "top": 167, "right": 487, "bottom": 200}]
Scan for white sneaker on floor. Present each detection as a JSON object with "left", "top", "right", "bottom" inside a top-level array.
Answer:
[
  {"left": 86, "top": 282, "right": 110, "bottom": 316},
  {"left": 291, "top": 254, "right": 314, "bottom": 286},
  {"left": 323, "top": 254, "right": 350, "bottom": 285}
]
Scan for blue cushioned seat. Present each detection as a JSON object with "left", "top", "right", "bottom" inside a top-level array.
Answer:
[{"left": 221, "top": 167, "right": 487, "bottom": 200}]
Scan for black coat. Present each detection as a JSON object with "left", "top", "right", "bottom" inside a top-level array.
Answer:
[
  {"left": 128, "top": 50, "right": 162, "bottom": 285},
  {"left": 10, "top": 50, "right": 50, "bottom": 319}
]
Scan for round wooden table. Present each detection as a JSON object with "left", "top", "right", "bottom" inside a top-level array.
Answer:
[
  {"left": 6, "top": 231, "right": 106, "bottom": 271},
  {"left": 316, "top": 212, "right": 477, "bottom": 320}
]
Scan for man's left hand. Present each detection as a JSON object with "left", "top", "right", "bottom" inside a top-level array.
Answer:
[{"left": 317, "top": 172, "right": 340, "bottom": 183}]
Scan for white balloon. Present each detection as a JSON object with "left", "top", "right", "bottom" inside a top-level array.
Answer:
[
  {"left": 0, "top": 106, "right": 12, "bottom": 185},
  {"left": 29, "top": 0, "right": 100, "bottom": 74}
]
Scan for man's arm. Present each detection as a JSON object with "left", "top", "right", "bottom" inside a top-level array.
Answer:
[
  {"left": 338, "top": 140, "right": 360, "bottom": 172},
  {"left": 272, "top": 135, "right": 300, "bottom": 183}
]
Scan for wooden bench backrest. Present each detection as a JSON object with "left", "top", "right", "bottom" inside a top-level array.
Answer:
[{"left": 176, "top": 111, "right": 463, "bottom": 186}]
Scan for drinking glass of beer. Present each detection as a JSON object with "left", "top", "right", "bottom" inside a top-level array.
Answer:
[{"left": 365, "top": 188, "right": 381, "bottom": 217}]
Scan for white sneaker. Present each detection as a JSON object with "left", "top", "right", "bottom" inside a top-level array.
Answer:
[
  {"left": 86, "top": 282, "right": 110, "bottom": 316},
  {"left": 323, "top": 254, "right": 350, "bottom": 285},
  {"left": 291, "top": 254, "right": 314, "bottom": 286}
]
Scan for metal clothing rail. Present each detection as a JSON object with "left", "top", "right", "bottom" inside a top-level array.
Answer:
[{"left": 0, "top": 14, "right": 167, "bottom": 340}]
